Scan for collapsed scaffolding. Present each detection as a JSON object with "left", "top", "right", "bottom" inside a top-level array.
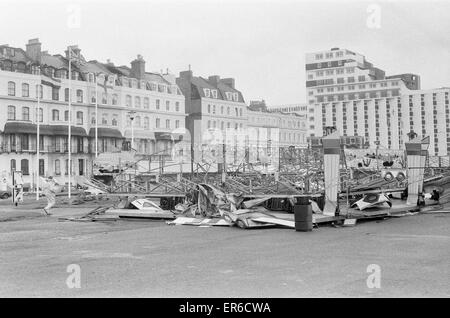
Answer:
[{"left": 75, "top": 132, "right": 449, "bottom": 227}]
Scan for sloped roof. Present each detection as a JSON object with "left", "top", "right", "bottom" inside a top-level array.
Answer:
[
  {"left": 0, "top": 46, "right": 34, "bottom": 64},
  {"left": 190, "top": 76, "right": 244, "bottom": 102}
]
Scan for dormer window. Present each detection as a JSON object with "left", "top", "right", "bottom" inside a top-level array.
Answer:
[
  {"left": 108, "top": 76, "right": 114, "bottom": 86},
  {"left": 132, "top": 79, "right": 137, "bottom": 88},
  {"left": 233, "top": 93, "right": 238, "bottom": 102},
  {"left": 88, "top": 73, "right": 94, "bottom": 83},
  {"left": 211, "top": 90, "right": 218, "bottom": 98},
  {"left": 225, "top": 92, "right": 232, "bottom": 100},
  {"left": 204, "top": 88, "right": 211, "bottom": 98},
  {"left": 158, "top": 84, "right": 166, "bottom": 93},
  {"left": 140, "top": 81, "right": 146, "bottom": 89}
]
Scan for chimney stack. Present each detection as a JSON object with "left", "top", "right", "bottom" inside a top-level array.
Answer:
[
  {"left": 222, "top": 78, "right": 235, "bottom": 89},
  {"left": 208, "top": 75, "right": 220, "bottom": 87},
  {"left": 130, "top": 54, "right": 145, "bottom": 79},
  {"left": 179, "top": 69, "right": 193, "bottom": 80},
  {"left": 26, "top": 38, "right": 42, "bottom": 63}
]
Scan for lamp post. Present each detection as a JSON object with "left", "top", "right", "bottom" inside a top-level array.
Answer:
[
  {"left": 128, "top": 110, "right": 136, "bottom": 150},
  {"left": 374, "top": 140, "right": 380, "bottom": 172},
  {"left": 36, "top": 69, "right": 42, "bottom": 200}
]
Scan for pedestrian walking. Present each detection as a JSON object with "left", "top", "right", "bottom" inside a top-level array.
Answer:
[
  {"left": 43, "top": 176, "right": 58, "bottom": 215},
  {"left": 13, "top": 171, "right": 24, "bottom": 206}
]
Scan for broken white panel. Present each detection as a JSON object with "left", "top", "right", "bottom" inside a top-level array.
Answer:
[
  {"left": 405, "top": 140, "right": 422, "bottom": 205},
  {"left": 322, "top": 131, "right": 341, "bottom": 216}
]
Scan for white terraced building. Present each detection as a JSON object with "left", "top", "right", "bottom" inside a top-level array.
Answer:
[
  {"left": 305, "top": 48, "right": 450, "bottom": 156},
  {"left": 0, "top": 38, "right": 188, "bottom": 189}
]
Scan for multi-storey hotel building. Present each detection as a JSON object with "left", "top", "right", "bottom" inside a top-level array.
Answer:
[
  {"left": 305, "top": 48, "right": 450, "bottom": 156},
  {"left": 0, "top": 39, "right": 187, "bottom": 188}
]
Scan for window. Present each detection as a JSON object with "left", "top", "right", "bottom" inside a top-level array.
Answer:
[
  {"left": 8, "top": 81, "right": 15, "bottom": 96},
  {"left": 52, "top": 87, "right": 59, "bottom": 101},
  {"left": 112, "top": 116, "right": 118, "bottom": 126},
  {"left": 36, "top": 108, "right": 44, "bottom": 123},
  {"left": 144, "top": 117, "right": 149, "bottom": 129},
  {"left": 20, "top": 134, "right": 29, "bottom": 150},
  {"left": 213, "top": 105, "right": 216, "bottom": 114},
  {"left": 22, "top": 107, "right": 30, "bottom": 121},
  {"left": 166, "top": 100, "right": 170, "bottom": 111},
  {"left": 55, "top": 159, "right": 61, "bottom": 175},
  {"left": 212, "top": 90, "right": 218, "bottom": 98},
  {"left": 64, "top": 110, "right": 69, "bottom": 122},
  {"left": 207, "top": 104, "right": 211, "bottom": 113},
  {"left": 10, "top": 159, "right": 16, "bottom": 171},
  {"left": 227, "top": 106, "right": 230, "bottom": 115},
  {"left": 175, "top": 101, "right": 180, "bottom": 112},
  {"left": 102, "top": 93, "right": 107, "bottom": 104},
  {"left": 135, "top": 116, "right": 141, "bottom": 127},
  {"left": 175, "top": 120, "right": 180, "bottom": 128},
  {"left": 88, "top": 73, "right": 94, "bottom": 83},
  {"left": 22, "top": 83, "right": 29, "bottom": 97},
  {"left": 76, "top": 90, "right": 83, "bottom": 103},
  {"left": 76, "top": 111, "right": 83, "bottom": 125},
  {"left": 7, "top": 106, "right": 16, "bottom": 120},
  {"left": 233, "top": 93, "right": 238, "bottom": 101},
  {"left": 91, "top": 115, "right": 96, "bottom": 124},
  {"left": 126, "top": 95, "right": 132, "bottom": 107},
  {"left": 112, "top": 94, "right": 118, "bottom": 105},
  {"left": 156, "top": 118, "right": 160, "bottom": 128},
  {"left": 64, "top": 88, "right": 72, "bottom": 102},
  {"left": 21, "top": 159, "right": 29, "bottom": 175},
  {"left": 65, "top": 159, "right": 69, "bottom": 175},
  {"left": 235, "top": 108, "right": 238, "bottom": 117},
  {"left": 239, "top": 108, "right": 243, "bottom": 117},
  {"left": 102, "top": 115, "right": 108, "bottom": 125},
  {"left": 144, "top": 98, "right": 149, "bottom": 109},
  {"left": 156, "top": 99, "right": 160, "bottom": 110},
  {"left": 220, "top": 106, "right": 224, "bottom": 114},
  {"left": 135, "top": 96, "right": 141, "bottom": 108},
  {"left": 166, "top": 119, "right": 170, "bottom": 128},
  {"left": 204, "top": 88, "right": 211, "bottom": 97}
]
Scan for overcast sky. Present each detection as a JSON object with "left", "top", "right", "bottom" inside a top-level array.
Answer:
[{"left": 1, "top": 0, "right": 449, "bottom": 105}]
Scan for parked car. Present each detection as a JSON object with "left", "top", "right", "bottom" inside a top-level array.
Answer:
[{"left": 0, "top": 189, "right": 12, "bottom": 199}]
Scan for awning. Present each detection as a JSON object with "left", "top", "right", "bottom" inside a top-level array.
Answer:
[
  {"left": 3, "top": 123, "right": 88, "bottom": 136},
  {"left": 39, "top": 125, "right": 87, "bottom": 137},
  {"left": 3, "top": 122, "right": 37, "bottom": 134},
  {"left": 89, "top": 128, "right": 123, "bottom": 139},
  {"left": 155, "top": 132, "right": 173, "bottom": 140},
  {"left": 123, "top": 129, "right": 156, "bottom": 140}
]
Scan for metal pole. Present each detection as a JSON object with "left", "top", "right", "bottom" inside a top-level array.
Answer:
[
  {"left": 95, "top": 74, "right": 98, "bottom": 158},
  {"left": 131, "top": 118, "right": 134, "bottom": 150},
  {"left": 68, "top": 53, "right": 72, "bottom": 199},
  {"left": 36, "top": 71, "right": 41, "bottom": 200}
]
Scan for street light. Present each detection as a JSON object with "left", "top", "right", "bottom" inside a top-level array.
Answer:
[
  {"left": 374, "top": 140, "right": 380, "bottom": 172},
  {"left": 128, "top": 110, "right": 136, "bottom": 150}
]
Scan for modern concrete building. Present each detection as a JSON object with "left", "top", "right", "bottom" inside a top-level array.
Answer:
[
  {"left": 304, "top": 48, "right": 450, "bottom": 156},
  {"left": 0, "top": 38, "right": 188, "bottom": 188}
]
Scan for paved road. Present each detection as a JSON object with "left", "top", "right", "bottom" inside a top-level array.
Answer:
[{"left": 0, "top": 207, "right": 449, "bottom": 297}]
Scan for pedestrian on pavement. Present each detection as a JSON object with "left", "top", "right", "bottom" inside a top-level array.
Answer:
[
  {"left": 43, "top": 176, "right": 58, "bottom": 215},
  {"left": 13, "top": 171, "right": 24, "bottom": 206}
]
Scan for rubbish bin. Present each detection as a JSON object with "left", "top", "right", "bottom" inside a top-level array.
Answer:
[{"left": 294, "top": 204, "right": 313, "bottom": 232}]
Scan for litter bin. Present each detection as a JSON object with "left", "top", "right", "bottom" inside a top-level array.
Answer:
[{"left": 294, "top": 204, "right": 313, "bottom": 232}]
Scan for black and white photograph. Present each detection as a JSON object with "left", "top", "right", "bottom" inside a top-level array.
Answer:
[{"left": 0, "top": 0, "right": 449, "bottom": 303}]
